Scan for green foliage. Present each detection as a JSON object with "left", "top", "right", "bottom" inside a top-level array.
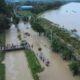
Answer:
[
  {"left": 0, "top": 0, "right": 12, "bottom": 16},
  {"left": 0, "top": 0, "right": 12, "bottom": 32},
  {"left": 38, "top": 18, "right": 80, "bottom": 55},
  {"left": 0, "top": 32, "right": 5, "bottom": 80},
  {"left": 17, "top": 10, "right": 33, "bottom": 17},
  {"left": 25, "top": 49, "right": 44, "bottom": 80},
  {"left": 18, "top": 34, "right": 21, "bottom": 41},
  {"left": 13, "top": 15, "right": 20, "bottom": 25},
  {"left": 31, "top": 1, "right": 63, "bottom": 14},
  {"left": 0, "top": 63, "right": 5, "bottom": 80},
  {"left": 0, "top": 32, "right": 5, "bottom": 61},
  {"left": 0, "top": 14, "right": 10, "bottom": 32},
  {"left": 51, "top": 34, "right": 73, "bottom": 60},
  {"left": 32, "top": 22, "right": 44, "bottom": 34},
  {"left": 0, "top": 32, "right": 5, "bottom": 45},
  {"left": 31, "top": 16, "right": 45, "bottom": 35},
  {"left": 69, "top": 61, "right": 80, "bottom": 76}
]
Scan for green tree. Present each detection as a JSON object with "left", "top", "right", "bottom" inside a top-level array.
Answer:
[
  {"left": 69, "top": 61, "right": 80, "bottom": 76},
  {"left": 32, "top": 22, "right": 45, "bottom": 35},
  {"left": 0, "top": 14, "right": 10, "bottom": 32},
  {"left": 0, "top": 0, "right": 12, "bottom": 16}
]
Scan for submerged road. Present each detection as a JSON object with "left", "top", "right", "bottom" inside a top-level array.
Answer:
[
  {"left": 5, "top": 23, "right": 33, "bottom": 80},
  {"left": 18, "top": 21, "right": 80, "bottom": 80}
]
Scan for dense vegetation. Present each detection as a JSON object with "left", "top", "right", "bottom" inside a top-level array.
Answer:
[
  {"left": 15, "top": 1, "right": 63, "bottom": 15},
  {"left": 31, "top": 16, "right": 45, "bottom": 35},
  {"left": 0, "top": 32, "right": 5, "bottom": 80},
  {"left": 25, "top": 49, "right": 44, "bottom": 80},
  {"left": 31, "top": 1, "right": 63, "bottom": 14},
  {"left": 38, "top": 18, "right": 80, "bottom": 55},
  {"left": 0, "top": 14, "right": 10, "bottom": 32},
  {"left": 69, "top": 61, "right": 80, "bottom": 76},
  {"left": 0, "top": 0, "right": 12, "bottom": 32},
  {"left": 0, "top": 0, "right": 12, "bottom": 16},
  {"left": 0, "top": 64, "right": 5, "bottom": 80}
]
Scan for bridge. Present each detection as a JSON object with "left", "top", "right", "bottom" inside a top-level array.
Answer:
[{"left": 0, "top": 44, "right": 30, "bottom": 52}]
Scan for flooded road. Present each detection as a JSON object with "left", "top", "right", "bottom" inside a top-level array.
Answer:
[
  {"left": 5, "top": 24, "right": 33, "bottom": 80},
  {"left": 18, "top": 21, "right": 80, "bottom": 80},
  {"left": 4, "top": 21, "right": 80, "bottom": 80}
]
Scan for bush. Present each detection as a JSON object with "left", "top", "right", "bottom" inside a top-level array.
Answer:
[
  {"left": 69, "top": 61, "right": 80, "bottom": 76},
  {"left": 18, "top": 34, "right": 21, "bottom": 40},
  {"left": 51, "top": 34, "right": 73, "bottom": 60},
  {"left": 0, "top": 63, "right": 5, "bottom": 80},
  {"left": 12, "top": 14, "right": 20, "bottom": 25},
  {"left": 0, "top": 14, "right": 10, "bottom": 32},
  {"left": 0, "top": 32, "right": 5, "bottom": 80},
  {"left": 31, "top": 1, "right": 63, "bottom": 14},
  {"left": 31, "top": 16, "right": 45, "bottom": 35}
]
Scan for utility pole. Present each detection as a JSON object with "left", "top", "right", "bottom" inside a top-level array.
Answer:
[{"left": 50, "top": 29, "right": 53, "bottom": 43}]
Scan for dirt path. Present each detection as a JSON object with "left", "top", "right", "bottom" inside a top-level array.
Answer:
[
  {"left": 19, "top": 21, "right": 80, "bottom": 80},
  {"left": 5, "top": 24, "right": 33, "bottom": 80}
]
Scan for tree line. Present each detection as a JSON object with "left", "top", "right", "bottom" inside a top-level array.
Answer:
[{"left": 0, "top": 0, "right": 12, "bottom": 32}]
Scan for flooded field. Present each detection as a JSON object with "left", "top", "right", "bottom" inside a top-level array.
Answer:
[{"left": 41, "top": 2, "right": 80, "bottom": 36}]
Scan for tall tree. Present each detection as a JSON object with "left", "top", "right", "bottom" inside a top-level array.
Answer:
[
  {"left": 0, "top": 14, "right": 10, "bottom": 32},
  {"left": 0, "top": 0, "right": 12, "bottom": 16},
  {"left": 0, "top": 0, "right": 12, "bottom": 32}
]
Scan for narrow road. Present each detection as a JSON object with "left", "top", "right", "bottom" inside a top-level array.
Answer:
[
  {"left": 5, "top": 24, "right": 33, "bottom": 80},
  {"left": 18, "top": 21, "right": 80, "bottom": 80}
]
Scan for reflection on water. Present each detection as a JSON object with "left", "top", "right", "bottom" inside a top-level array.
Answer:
[{"left": 42, "top": 2, "right": 80, "bottom": 36}]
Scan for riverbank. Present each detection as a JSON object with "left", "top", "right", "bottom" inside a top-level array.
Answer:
[
  {"left": 41, "top": 2, "right": 80, "bottom": 37},
  {"left": 37, "top": 18, "right": 80, "bottom": 56}
]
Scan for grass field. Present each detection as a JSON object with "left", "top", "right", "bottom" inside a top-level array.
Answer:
[
  {"left": 25, "top": 49, "right": 43, "bottom": 80},
  {"left": 17, "top": 10, "right": 33, "bottom": 17}
]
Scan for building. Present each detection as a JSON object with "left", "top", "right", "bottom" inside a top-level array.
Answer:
[{"left": 18, "top": 5, "right": 33, "bottom": 10}]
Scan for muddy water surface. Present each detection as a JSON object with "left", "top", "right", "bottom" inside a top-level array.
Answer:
[
  {"left": 18, "top": 21, "right": 80, "bottom": 80},
  {"left": 5, "top": 23, "right": 33, "bottom": 80}
]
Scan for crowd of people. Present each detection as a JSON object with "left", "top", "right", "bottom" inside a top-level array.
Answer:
[{"left": 37, "top": 51, "right": 50, "bottom": 67}]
